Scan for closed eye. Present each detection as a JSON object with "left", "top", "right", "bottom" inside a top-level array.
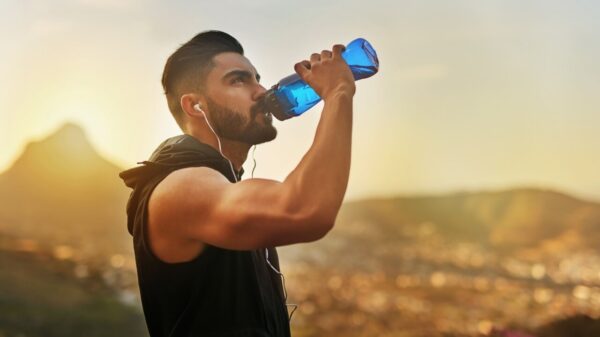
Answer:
[
  {"left": 223, "top": 69, "right": 261, "bottom": 85},
  {"left": 232, "top": 77, "right": 245, "bottom": 84}
]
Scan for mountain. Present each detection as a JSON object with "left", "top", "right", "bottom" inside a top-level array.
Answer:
[
  {"left": 2, "top": 122, "right": 599, "bottom": 264},
  {"left": 0, "top": 122, "right": 132, "bottom": 257},
  {"left": 280, "top": 187, "right": 600, "bottom": 269},
  {"left": 336, "top": 187, "right": 600, "bottom": 249}
]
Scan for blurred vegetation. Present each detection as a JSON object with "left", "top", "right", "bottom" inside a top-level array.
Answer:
[{"left": 0, "top": 249, "right": 147, "bottom": 337}]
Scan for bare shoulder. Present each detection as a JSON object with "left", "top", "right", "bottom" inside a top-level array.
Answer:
[
  {"left": 149, "top": 166, "right": 228, "bottom": 226},
  {"left": 146, "top": 166, "right": 228, "bottom": 263},
  {"left": 155, "top": 166, "right": 229, "bottom": 196}
]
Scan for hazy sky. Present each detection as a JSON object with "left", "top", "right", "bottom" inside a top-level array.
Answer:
[{"left": 1, "top": 0, "right": 599, "bottom": 201}]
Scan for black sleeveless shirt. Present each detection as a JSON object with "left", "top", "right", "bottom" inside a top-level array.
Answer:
[{"left": 119, "top": 134, "right": 292, "bottom": 337}]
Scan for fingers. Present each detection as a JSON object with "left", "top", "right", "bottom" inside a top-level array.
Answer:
[
  {"left": 321, "top": 49, "right": 333, "bottom": 60},
  {"left": 294, "top": 60, "right": 311, "bottom": 78},
  {"left": 295, "top": 43, "right": 345, "bottom": 78},
  {"left": 332, "top": 44, "right": 345, "bottom": 58},
  {"left": 310, "top": 53, "right": 321, "bottom": 64}
]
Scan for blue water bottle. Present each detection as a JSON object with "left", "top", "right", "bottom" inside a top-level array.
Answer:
[{"left": 263, "top": 38, "right": 379, "bottom": 121}]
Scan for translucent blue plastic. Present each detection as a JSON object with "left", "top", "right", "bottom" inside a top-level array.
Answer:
[{"left": 265, "top": 38, "right": 379, "bottom": 120}]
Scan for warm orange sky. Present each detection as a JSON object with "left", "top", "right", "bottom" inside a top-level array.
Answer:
[{"left": 1, "top": 0, "right": 599, "bottom": 201}]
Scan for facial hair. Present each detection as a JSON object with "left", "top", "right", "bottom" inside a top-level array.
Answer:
[{"left": 205, "top": 97, "right": 277, "bottom": 145}]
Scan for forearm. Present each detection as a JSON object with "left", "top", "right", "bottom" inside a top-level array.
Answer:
[{"left": 283, "top": 92, "right": 353, "bottom": 225}]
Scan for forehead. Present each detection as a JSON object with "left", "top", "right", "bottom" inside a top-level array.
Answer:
[{"left": 207, "top": 52, "right": 258, "bottom": 81}]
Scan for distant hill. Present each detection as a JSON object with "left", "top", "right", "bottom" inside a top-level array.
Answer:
[
  {"left": 336, "top": 188, "right": 600, "bottom": 249},
  {"left": 1, "top": 122, "right": 599, "bottom": 265},
  {"left": 280, "top": 187, "right": 600, "bottom": 269},
  {"left": 0, "top": 122, "right": 132, "bottom": 257}
]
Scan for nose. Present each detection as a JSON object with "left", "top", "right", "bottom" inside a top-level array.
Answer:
[{"left": 253, "top": 83, "right": 268, "bottom": 102}]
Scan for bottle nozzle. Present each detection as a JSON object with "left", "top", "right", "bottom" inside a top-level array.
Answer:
[{"left": 263, "top": 86, "right": 294, "bottom": 121}]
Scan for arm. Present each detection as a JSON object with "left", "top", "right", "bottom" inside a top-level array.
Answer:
[{"left": 148, "top": 45, "right": 355, "bottom": 250}]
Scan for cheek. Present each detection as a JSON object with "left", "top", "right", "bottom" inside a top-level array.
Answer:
[
  {"left": 209, "top": 85, "right": 255, "bottom": 115},
  {"left": 225, "top": 89, "right": 255, "bottom": 111},
  {"left": 226, "top": 87, "right": 254, "bottom": 102}
]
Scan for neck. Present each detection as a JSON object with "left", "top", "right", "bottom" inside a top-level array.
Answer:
[{"left": 187, "top": 129, "right": 250, "bottom": 172}]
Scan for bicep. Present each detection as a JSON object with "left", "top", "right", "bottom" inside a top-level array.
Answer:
[{"left": 148, "top": 167, "right": 328, "bottom": 250}]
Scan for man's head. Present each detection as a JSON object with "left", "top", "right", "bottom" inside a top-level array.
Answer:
[{"left": 161, "top": 30, "right": 276, "bottom": 145}]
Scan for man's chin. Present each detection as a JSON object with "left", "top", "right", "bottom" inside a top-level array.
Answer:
[
  {"left": 235, "top": 125, "right": 277, "bottom": 146},
  {"left": 252, "top": 128, "right": 277, "bottom": 145}
]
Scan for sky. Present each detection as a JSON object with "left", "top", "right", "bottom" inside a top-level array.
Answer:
[{"left": 1, "top": 0, "right": 599, "bottom": 202}]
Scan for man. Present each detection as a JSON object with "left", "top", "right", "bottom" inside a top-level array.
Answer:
[{"left": 119, "top": 30, "right": 355, "bottom": 337}]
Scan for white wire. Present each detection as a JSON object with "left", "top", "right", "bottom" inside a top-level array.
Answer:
[
  {"left": 197, "top": 104, "right": 297, "bottom": 321},
  {"left": 196, "top": 104, "right": 238, "bottom": 183},
  {"left": 266, "top": 248, "right": 298, "bottom": 321}
]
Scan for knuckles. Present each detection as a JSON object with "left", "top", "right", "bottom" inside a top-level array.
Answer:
[{"left": 332, "top": 44, "right": 345, "bottom": 53}]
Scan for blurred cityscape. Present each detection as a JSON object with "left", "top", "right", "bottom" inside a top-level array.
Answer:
[
  {"left": 280, "top": 221, "right": 600, "bottom": 337},
  {"left": 2, "top": 219, "right": 599, "bottom": 337}
]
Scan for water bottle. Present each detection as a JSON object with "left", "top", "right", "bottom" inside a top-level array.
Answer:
[{"left": 263, "top": 38, "right": 380, "bottom": 121}]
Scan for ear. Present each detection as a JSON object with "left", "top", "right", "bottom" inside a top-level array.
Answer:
[{"left": 180, "top": 93, "right": 207, "bottom": 119}]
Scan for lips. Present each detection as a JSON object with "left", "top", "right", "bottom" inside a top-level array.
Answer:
[
  {"left": 263, "top": 111, "right": 273, "bottom": 122},
  {"left": 252, "top": 100, "right": 271, "bottom": 118},
  {"left": 253, "top": 106, "right": 272, "bottom": 119}
]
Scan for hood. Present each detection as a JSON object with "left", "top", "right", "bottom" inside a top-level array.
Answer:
[
  {"left": 119, "top": 134, "right": 244, "bottom": 190},
  {"left": 118, "top": 134, "right": 244, "bottom": 236}
]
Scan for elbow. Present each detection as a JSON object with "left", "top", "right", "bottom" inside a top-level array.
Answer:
[
  {"left": 301, "top": 208, "right": 337, "bottom": 242},
  {"left": 294, "top": 219, "right": 333, "bottom": 244},
  {"left": 280, "top": 189, "right": 339, "bottom": 243},
  {"left": 314, "top": 220, "right": 335, "bottom": 241}
]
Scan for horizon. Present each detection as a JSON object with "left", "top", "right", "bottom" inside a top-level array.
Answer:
[
  {"left": 2, "top": 120, "right": 599, "bottom": 204},
  {"left": 1, "top": 0, "right": 599, "bottom": 202}
]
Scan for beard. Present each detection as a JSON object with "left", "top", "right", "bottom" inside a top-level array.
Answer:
[{"left": 205, "top": 97, "right": 277, "bottom": 145}]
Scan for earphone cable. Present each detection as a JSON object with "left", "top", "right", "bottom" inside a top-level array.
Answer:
[
  {"left": 251, "top": 144, "right": 257, "bottom": 178},
  {"left": 198, "top": 105, "right": 238, "bottom": 182},
  {"left": 199, "top": 104, "right": 296, "bottom": 321}
]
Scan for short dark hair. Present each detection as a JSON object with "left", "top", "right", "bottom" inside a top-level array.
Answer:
[{"left": 161, "top": 30, "right": 244, "bottom": 131}]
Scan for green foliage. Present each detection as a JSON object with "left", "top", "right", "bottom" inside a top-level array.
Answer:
[{"left": 0, "top": 250, "right": 148, "bottom": 337}]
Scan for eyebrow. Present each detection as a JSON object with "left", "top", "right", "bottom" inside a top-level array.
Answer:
[{"left": 222, "top": 69, "right": 261, "bottom": 83}]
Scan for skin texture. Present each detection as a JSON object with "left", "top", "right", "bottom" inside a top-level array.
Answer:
[{"left": 148, "top": 44, "right": 355, "bottom": 262}]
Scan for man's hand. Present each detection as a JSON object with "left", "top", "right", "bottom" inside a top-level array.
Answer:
[{"left": 294, "top": 44, "right": 356, "bottom": 101}]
